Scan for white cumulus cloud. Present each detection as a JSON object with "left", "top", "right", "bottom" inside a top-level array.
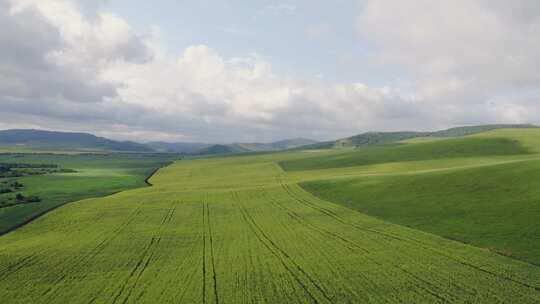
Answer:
[
  {"left": 1, "top": 0, "right": 539, "bottom": 142},
  {"left": 358, "top": 0, "right": 540, "bottom": 125}
]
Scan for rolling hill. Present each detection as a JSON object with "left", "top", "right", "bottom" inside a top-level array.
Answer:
[
  {"left": 0, "top": 129, "right": 153, "bottom": 152},
  {"left": 302, "top": 124, "right": 538, "bottom": 149},
  {"left": 145, "top": 141, "right": 212, "bottom": 153},
  {"left": 280, "top": 136, "right": 531, "bottom": 171},
  {"left": 298, "top": 128, "right": 540, "bottom": 264},
  {"left": 194, "top": 138, "right": 317, "bottom": 155}
]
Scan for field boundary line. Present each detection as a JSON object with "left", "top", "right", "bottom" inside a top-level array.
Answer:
[
  {"left": 272, "top": 179, "right": 459, "bottom": 302},
  {"left": 144, "top": 161, "right": 173, "bottom": 186},
  {"left": 285, "top": 182, "right": 540, "bottom": 293},
  {"left": 0, "top": 161, "right": 175, "bottom": 238},
  {"left": 295, "top": 155, "right": 540, "bottom": 183}
]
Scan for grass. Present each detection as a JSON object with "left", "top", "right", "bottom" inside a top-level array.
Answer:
[
  {"left": 0, "top": 136, "right": 539, "bottom": 302},
  {"left": 293, "top": 128, "right": 540, "bottom": 267},
  {"left": 0, "top": 153, "right": 176, "bottom": 234},
  {"left": 280, "top": 136, "right": 530, "bottom": 171},
  {"left": 302, "top": 159, "right": 540, "bottom": 264}
]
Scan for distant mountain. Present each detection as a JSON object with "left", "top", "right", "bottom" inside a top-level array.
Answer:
[
  {"left": 2, "top": 126, "right": 534, "bottom": 155},
  {"left": 195, "top": 144, "right": 246, "bottom": 155},
  {"left": 270, "top": 138, "right": 318, "bottom": 150},
  {"left": 146, "top": 142, "right": 212, "bottom": 153},
  {"left": 0, "top": 129, "right": 153, "bottom": 152},
  {"left": 0, "top": 129, "right": 318, "bottom": 155},
  {"left": 193, "top": 138, "right": 318, "bottom": 156},
  {"left": 301, "top": 124, "right": 538, "bottom": 150}
]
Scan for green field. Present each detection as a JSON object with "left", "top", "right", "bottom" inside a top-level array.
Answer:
[
  {"left": 0, "top": 153, "right": 176, "bottom": 234},
  {"left": 302, "top": 158, "right": 540, "bottom": 264},
  {"left": 280, "top": 136, "right": 530, "bottom": 171},
  {"left": 0, "top": 129, "right": 540, "bottom": 302},
  {"left": 298, "top": 129, "right": 540, "bottom": 265}
]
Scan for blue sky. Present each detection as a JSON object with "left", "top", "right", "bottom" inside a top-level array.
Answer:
[
  {"left": 1, "top": 0, "right": 540, "bottom": 142},
  {"left": 104, "top": 0, "right": 375, "bottom": 84}
]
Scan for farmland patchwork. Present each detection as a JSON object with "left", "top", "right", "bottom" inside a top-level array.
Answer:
[{"left": 0, "top": 146, "right": 539, "bottom": 303}]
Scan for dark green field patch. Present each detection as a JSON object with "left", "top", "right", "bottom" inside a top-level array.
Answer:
[
  {"left": 301, "top": 159, "right": 540, "bottom": 264},
  {"left": 0, "top": 153, "right": 177, "bottom": 234},
  {"left": 280, "top": 137, "right": 530, "bottom": 171}
]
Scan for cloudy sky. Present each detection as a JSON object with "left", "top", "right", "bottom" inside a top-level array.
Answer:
[{"left": 1, "top": 0, "right": 540, "bottom": 142}]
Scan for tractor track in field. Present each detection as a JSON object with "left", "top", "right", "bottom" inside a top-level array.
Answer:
[
  {"left": 110, "top": 202, "right": 177, "bottom": 304},
  {"left": 236, "top": 202, "right": 321, "bottom": 304},
  {"left": 234, "top": 191, "right": 334, "bottom": 304},
  {"left": 202, "top": 201, "right": 220, "bottom": 304},
  {"left": 175, "top": 260, "right": 203, "bottom": 304},
  {"left": 0, "top": 254, "right": 37, "bottom": 280},
  {"left": 259, "top": 187, "right": 392, "bottom": 302},
  {"left": 113, "top": 236, "right": 160, "bottom": 304},
  {"left": 265, "top": 181, "right": 457, "bottom": 302},
  {"left": 168, "top": 203, "right": 204, "bottom": 304},
  {"left": 0, "top": 164, "right": 173, "bottom": 295},
  {"left": 39, "top": 206, "right": 144, "bottom": 301},
  {"left": 122, "top": 203, "right": 178, "bottom": 304},
  {"left": 275, "top": 178, "right": 484, "bottom": 301},
  {"left": 281, "top": 179, "right": 540, "bottom": 293},
  {"left": 264, "top": 181, "right": 369, "bottom": 254},
  {"left": 2, "top": 206, "right": 145, "bottom": 298},
  {"left": 202, "top": 202, "right": 207, "bottom": 304}
]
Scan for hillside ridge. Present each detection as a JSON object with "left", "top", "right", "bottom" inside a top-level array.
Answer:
[
  {"left": 302, "top": 124, "right": 538, "bottom": 150},
  {"left": 0, "top": 129, "right": 152, "bottom": 152}
]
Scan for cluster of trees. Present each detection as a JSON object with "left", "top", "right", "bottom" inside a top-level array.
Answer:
[
  {"left": 0, "top": 163, "right": 76, "bottom": 178},
  {"left": 14, "top": 193, "right": 41, "bottom": 203},
  {"left": 0, "top": 180, "right": 22, "bottom": 192},
  {"left": 0, "top": 162, "right": 75, "bottom": 207},
  {"left": 0, "top": 162, "right": 78, "bottom": 207},
  {"left": 0, "top": 180, "right": 40, "bottom": 207}
]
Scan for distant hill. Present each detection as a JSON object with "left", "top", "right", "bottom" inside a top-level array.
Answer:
[
  {"left": 194, "top": 138, "right": 318, "bottom": 156},
  {"left": 270, "top": 138, "right": 318, "bottom": 150},
  {"left": 429, "top": 124, "right": 538, "bottom": 137},
  {"left": 0, "top": 129, "right": 317, "bottom": 155},
  {"left": 196, "top": 144, "right": 246, "bottom": 155},
  {"left": 146, "top": 142, "right": 212, "bottom": 154},
  {"left": 5, "top": 125, "right": 530, "bottom": 155},
  {"left": 301, "top": 124, "right": 538, "bottom": 150},
  {"left": 0, "top": 129, "right": 153, "bottom": 152}
]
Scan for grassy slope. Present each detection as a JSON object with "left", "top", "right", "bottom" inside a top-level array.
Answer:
[
  {"left": 302, "top": 160, "right": 540, "bottom": 263},
  {"left": 299, "top": 128, "right": 540, "bottom": 264},
  {"left": 0, "top": 153, "right": 175, "bottom": 234},
  {"left": 280, "top": 136, "right": 530, "bottom": 171},
  {"left": 301, "top": 124, "right": 537, "bottom": 150},
  {"left": 0, "top": 148, "right": 539, "bottom": 302}
]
